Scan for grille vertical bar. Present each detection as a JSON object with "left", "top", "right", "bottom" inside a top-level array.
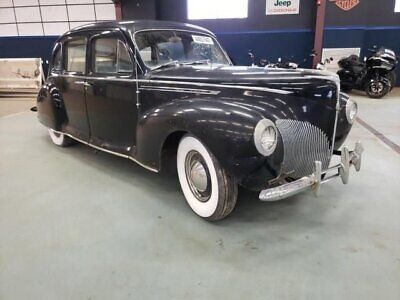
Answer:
[{"left": 276, "top": 119, "right": 332, "bottom": 179}]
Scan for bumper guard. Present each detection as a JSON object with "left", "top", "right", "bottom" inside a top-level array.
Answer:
[{"left": 259, "top": 141, "right": 364, "bottom": 202}]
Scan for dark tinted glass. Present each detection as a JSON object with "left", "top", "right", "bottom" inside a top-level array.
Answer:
[{"left": 93, "top": 37, "right": 133, "bottom": 74}]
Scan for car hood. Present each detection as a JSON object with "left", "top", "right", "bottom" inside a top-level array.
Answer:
[{"left": 148, "top": 65, "right": 340, "bottom": 95}]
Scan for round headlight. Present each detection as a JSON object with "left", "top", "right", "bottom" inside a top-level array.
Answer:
[
  {"left": 254, "top": 119, "right": 278, "bottom": 156},
  {"left": 346, "top": 99, "right": 358, "bottom": 124}
]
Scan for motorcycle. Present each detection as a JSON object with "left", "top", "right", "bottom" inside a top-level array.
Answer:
[{"left": 337, "top": 47, "right": 398, "bottom": 98}]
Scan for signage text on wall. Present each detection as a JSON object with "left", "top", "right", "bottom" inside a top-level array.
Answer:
[{"left": 266, "top": 0, "right": 300, "bottom": 15}]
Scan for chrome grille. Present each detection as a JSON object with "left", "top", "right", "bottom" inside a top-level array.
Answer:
[{"left": 276, "top": 119, "right": 332, "bottom": 179}]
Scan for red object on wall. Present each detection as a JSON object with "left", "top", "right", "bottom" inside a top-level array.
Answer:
[
  {"left": 114, "top": 0, "right": 123, "bottom": 21},
  {"left": 330, "top": 0, "right": 360, "bottom": 11}
]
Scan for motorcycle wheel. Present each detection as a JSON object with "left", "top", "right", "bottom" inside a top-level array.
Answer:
[{"left": 365, "top": 78, "right": 390, "bottom": 99}]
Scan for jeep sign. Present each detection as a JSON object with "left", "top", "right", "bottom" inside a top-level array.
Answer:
[{"left": 266, "top": 0, "right": 300, "bottom": 15}]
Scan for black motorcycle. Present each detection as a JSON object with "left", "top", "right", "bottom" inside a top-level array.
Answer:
[{"left": 337, "top": 47, "right": 398, "bottom": 98}]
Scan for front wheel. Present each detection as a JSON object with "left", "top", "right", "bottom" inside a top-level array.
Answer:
[
  {"left": 177, "top": 135, "right": 238, "bottom": 221},
  {"left": 365, "top": 78, "right": 390, "bottom": 99},
  {"left": 48, "top": 129, "right": 74, "bottom": 147}
]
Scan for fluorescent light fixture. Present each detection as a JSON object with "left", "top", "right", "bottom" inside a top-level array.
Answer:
[
  {"left": 396, "top": 0, "right": 400, "bottom": 12},
  {"left": 187, "top": 0, "right": 248, "bottom": 20}
]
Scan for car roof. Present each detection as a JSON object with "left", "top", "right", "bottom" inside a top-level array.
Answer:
[{"left": 65, "top": 20, "right": 215, "bottom": 37}]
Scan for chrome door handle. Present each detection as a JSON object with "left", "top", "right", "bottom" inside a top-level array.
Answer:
[{"left": 75, "top": 81, "right": 92, "bottom": 87}]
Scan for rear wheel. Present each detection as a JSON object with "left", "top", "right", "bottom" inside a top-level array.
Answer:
[
  {"left": 48, "top": 129, "right": 74, "bottom": 147},
  {"left": 177, "top": 135, "right": 238, "bottom": 221}
]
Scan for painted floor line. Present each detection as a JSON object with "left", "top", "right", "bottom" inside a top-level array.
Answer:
[{"left": 356, "top": 117, "right": 400, "bottom": 155}]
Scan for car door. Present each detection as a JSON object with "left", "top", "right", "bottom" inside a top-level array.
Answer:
[
  {"left": 60, "top": 35, "right": 90, "bottom": 141},
  {"left": 85, "top": 30, "right": 138, "bottom": 155}
]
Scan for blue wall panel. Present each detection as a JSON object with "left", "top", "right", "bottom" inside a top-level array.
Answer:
[
  {"left": 216, "top": 27, "right": 400, "bottom": 85},
  {"left": 0, "top": 28, "right": 398, "bottom": 85},
  {"left": 324, "top": 27, "right": 400, "bottom": 85},
  {"left": 216, "top": 30, "right": 314, "bottom": 67},
  {"left": 0, "top": 36, "right": 58, "bottom": 75}
]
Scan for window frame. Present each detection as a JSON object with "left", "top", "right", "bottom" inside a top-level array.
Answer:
[
  {"left": 62, "top": 35, "right": 88, "bottom": 75},
  {"left": 50, "top": 42, "right": 63, "bottom": 74},
  {"left": 133, "top": 29, "right": 232, "bottom": 71},
  {"left": 89, "top": 30, "right": 135, "bottom": 77}
]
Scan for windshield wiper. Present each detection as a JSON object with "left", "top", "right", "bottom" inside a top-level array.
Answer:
[
  {"left": 181, "top": 59, "right": 210, "bottom": 66},
  {"left": 152, "top": 60, "right": 180, "bottom": 71},
  {"left": 152, "top": 59, "right": 210, "bottom": 71}
]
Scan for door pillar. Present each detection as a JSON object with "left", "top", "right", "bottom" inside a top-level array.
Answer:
[{"left": 313, "top": 0, "right": 327, "bottom": 68}]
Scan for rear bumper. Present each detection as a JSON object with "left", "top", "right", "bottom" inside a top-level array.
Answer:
[{"left": 259, "top": 141, "right": 364, "bottom": 202}]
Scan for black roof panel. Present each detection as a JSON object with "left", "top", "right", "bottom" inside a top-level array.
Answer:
[{"left": 67, "top": 20, "right": 214, "bottom": 36}]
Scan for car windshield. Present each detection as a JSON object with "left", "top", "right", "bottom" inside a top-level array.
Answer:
[{"left": 134, "top": 30, "right": 230, "bottom": 70}]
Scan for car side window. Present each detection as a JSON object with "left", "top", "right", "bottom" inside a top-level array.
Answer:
[
  {"left": 52, "top": 44, "right": 62, "bottom": 71},
  {"left": 65, "top": 37, "right": 87, "bottom": 73},
  {"left": 92, "top": 37, "right": 133, "bottom": 74},
  {"left": 117, "top": 40, "right": 133, "bottom": 73}
]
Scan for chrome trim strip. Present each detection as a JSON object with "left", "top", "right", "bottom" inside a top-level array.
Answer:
[
  {"left": 139, "top": 85, "right": 221, "bottom": 95},
  {"left": 66, "top": 134, "right": 86, "bottom": 145},
  {"left": 330, "top": 83, "right": 341, "bottom": 158},
  {"left": 48, "top": 74, "right": 293, "bottom": 95},
  {"left": 141, "top": 79, "right": 293, "bottom": 95},
  {"left": 52, "top": 130, "right": 158, "bottom": 173}
]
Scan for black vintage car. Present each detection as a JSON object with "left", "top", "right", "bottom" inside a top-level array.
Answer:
[{"left": 37, "top": 20, "right": 363, "bottom": 220}]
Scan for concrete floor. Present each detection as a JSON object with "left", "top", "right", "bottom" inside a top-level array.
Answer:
[
  {"left": 0, "top": 90, "right": 399, "bottom": 299},
  {"left": 0, "top": 97, "right": 36, "bottom": 118}
]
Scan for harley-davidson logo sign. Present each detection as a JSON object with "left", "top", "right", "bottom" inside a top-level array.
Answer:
[{"left": 330, "top": 0, "right": 360, "bottom": 11}]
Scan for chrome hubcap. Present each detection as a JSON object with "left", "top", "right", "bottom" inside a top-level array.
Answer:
[
  {"left": 185, "top": 151, "right": 211, "bottom": 202},
  {"left": 189, "top": 161, "right": 208, "bottom": 192}
]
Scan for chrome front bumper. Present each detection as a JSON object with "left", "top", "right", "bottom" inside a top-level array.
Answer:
[{"left": 259, "top": 141, "right": 364, "bottom": 202}]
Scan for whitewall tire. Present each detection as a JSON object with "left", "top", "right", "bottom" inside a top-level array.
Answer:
[
  {"left": 177, "top": 135, "right": 238, "bottom": 221},
  {"left": 48, "top": 129, "right": 74, "bottom": 147}
]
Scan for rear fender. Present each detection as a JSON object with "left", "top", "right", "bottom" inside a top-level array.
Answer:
[{"left": 37, "top": 83, "right": 67, "bottom": 130}]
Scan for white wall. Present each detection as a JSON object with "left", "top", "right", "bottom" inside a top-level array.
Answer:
[{"left": 0, "top": 0, "right": 116, "bottom": 37}]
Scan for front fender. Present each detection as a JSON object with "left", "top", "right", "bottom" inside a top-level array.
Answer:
[{"left": 136, "top": 97, "right": 283, "bottom": 183}]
